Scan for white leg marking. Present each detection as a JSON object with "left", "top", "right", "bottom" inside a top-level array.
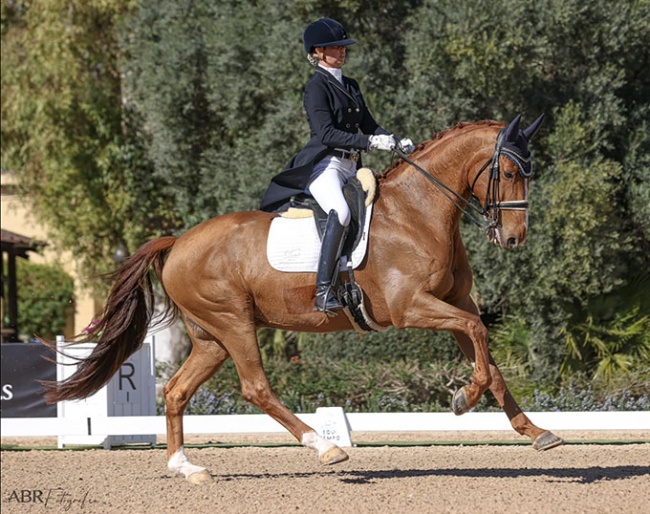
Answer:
[
  {"left": 168, "top": 446, "right": 206, "bottom": 479},
  {"left": 301, "top": 431, "right": 337, "bottom": 457}
]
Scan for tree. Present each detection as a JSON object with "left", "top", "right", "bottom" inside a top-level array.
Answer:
[
  {"left": 400, "top": 0, "right": 650, "bottom": 381},
  {"left": 1, "top": 0, "right": 172, "bottom": 293},
  {"left": 121, "top": 0, "right": 420, "bottom": 228}
]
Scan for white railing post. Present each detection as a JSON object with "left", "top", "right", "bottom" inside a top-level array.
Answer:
[{"left": 56, "top": 336, "right": 156, "bottom": 448}]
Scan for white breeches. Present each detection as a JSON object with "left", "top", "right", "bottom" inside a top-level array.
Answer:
[{"left": 308, "top": 155, "right": 357, "bottom": 227}]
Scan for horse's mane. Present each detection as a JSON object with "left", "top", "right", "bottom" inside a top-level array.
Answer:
[{"left": 381, "top": 119, "right": 502, "bottom": 177}]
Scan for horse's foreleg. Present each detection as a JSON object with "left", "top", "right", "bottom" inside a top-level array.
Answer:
[
  {"left": 451, "top": 330, "right": 564, "bottom": 451},
  {"left": 397, "top": 295, "right": 492, "bottom": 412},
  {"left": 164, "top": 328, "right": 230, "bottom": 483},
  {"left": 224, "top": 329, "right": 349, "bottom": 466},
  {"left": 449, "top": 316, "right": 491, "bottom": 415}
]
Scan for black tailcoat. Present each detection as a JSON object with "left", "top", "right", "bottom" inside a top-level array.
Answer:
[{"left": 259, "top": 68, "right": 390, "bottom": 212}]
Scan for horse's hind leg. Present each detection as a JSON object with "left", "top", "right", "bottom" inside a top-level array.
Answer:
[
  {"left": 451, "top": 330, "right": 564, "bottom": 451},
  {"left": 209, "top": 324, "right": 349, "bottom": 466},
  {"left": 165, "top": 319, "right": 231, "bottom": 483}
]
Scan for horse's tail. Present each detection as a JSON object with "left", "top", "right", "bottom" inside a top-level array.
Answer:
[{"left": 43, "top": 236, "right": 178, "bottom": 403}]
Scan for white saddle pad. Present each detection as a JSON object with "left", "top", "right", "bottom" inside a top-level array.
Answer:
[{"left": 267, "top": 204, "right": 373, "bottom": 272}]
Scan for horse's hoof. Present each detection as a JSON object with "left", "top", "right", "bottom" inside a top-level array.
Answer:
[
  {"left": 187, "top": 469, "right": 213, "bottom": 484},
  {"left": 533, "top": 431, "right": 565, "bottom": 451},
  {"left": 320, "top": 446, "right": 349, "bottom": 466},
  {"left": 451, "top": 387, "right": 470, "bottom": 416}
]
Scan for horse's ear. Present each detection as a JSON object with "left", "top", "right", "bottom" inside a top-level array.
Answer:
[
  {"left": 504, "top": 114, "right": 522, "bottom": 142},
  {"left": 522, "top": 114, "right": 545, "bottom": 142}
]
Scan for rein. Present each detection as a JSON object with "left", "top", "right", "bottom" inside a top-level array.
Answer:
[{"left": 393, "top": 129, "right": 530, "bottom": 233}]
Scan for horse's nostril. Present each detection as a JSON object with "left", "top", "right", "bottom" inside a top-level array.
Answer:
[{"left": 507, "top": 237, "right": 518, "bottom": 248}]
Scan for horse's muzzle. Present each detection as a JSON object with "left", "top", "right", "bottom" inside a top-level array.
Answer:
[{"left": 488, "top": 227, "right": 521, "bottom": 249}]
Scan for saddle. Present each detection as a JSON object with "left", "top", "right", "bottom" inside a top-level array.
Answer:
[
  {"left": 281, "top": 167, "right": 375, "bottom": 255},
  {"left": 277, "top": 168, "right": 387, "bottom": 333}
]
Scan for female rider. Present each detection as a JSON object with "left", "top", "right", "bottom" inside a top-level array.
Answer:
[{"left": 260, "top": 18, "right": 414, "bottom": 315}]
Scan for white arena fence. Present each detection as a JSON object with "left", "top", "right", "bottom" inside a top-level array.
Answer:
[
  {"left": 3, "top": 410, "right": 649, "bottom": 440},
  {"left": 1, "top": 336, "right": 648, "bottom": 448}
]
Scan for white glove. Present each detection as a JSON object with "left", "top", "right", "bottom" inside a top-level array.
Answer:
[
  {"left": 397, "top": 138, "right": 415, "bottom": 154},
  {"left": 368, "top": 134, "right": 396, "bottom": 152}
]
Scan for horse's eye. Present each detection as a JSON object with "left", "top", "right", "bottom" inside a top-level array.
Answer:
[{"left": 504, "top": 171, "right": 514, "bottom": 180}]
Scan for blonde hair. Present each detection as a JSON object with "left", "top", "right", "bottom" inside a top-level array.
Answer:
[{"left": 307, "top": 52, "right": 320, "bottom": 66}]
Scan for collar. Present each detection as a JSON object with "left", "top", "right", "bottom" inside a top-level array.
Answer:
[{"left": 318, "top": 64, "right": 343, "bottom": 84}]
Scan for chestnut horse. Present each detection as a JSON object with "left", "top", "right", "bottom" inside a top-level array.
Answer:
[{"left": 45, "top": 116, "right": 563, "bottom": 483}]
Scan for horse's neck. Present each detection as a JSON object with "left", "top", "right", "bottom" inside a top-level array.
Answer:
[{"left": 379, "top": 130, "right": 490, "bottom": 230}]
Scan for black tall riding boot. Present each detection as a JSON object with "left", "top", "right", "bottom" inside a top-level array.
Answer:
[{"left": 314, "top": 210, "right": 348, "bottom": 316}]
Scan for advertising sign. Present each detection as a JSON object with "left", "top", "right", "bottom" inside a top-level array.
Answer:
[{"left": 1, "top": 343, "right": 56, "bottom": 418}]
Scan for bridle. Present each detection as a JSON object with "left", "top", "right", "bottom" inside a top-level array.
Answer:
[
  {"left": 470, "top": 130, "right": 531, "bottom": 229},
  {"left": 393, "top": 128, "right": 531, "bottom": 235}
]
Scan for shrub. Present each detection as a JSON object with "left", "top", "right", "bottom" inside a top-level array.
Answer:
[
  {"left": 522, "top": 368, "right": 650, "bottom": 411},
  {"left": 14, "top": 259, "right": 75, "bottom": 340},
  {"left": 156, "top": 355, "right": 498, "bottom": 415}
]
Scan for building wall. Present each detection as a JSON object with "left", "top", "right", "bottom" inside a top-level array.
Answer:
[{"left": 1, "top": 172, "right": 98, "bottom": 337}]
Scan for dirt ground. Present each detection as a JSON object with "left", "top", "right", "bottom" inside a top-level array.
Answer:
[{"left": 2, "top": 431, "right": 649, "bottom": 514}]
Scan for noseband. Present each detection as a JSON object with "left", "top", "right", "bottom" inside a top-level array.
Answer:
[{"left": 394, "top": 129, "right": 531, "bottom": 234}]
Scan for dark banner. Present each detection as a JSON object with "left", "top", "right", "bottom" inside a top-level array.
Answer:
[{"left": 1, "top": 343, "right": 56, "bottom": 418}]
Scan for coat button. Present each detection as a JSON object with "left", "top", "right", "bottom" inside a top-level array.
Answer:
[
  {"left": 346, "top": 123, "right": 351, "bottom": 128},
  {"left": 348, "top": 108, "right": 352, "bottom": 113},
  {"left": 356, "top": 108, "right": 360, "bottom": 112},
  {"left": 355, "top": 123, "right": 359, "bottom": 128}
]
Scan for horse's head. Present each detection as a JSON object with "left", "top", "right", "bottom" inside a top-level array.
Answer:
[{"left": 471, "top": 114, "right": 544, "bottom": 249}]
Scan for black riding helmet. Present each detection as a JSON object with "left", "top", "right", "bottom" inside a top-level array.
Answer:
[{"left": 303, "top": 18, "right": 356, "bottom": 55}]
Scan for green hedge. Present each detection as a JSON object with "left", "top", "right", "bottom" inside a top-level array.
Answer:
[
  {"left": 157, "top": 356, "right": 650, "bottom": 416},
  {"left": 14, "top": 259, "right": 75, "bottom": 340}
]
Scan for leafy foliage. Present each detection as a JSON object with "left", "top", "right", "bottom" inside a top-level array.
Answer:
[
  {"left": 14, "top": 259, "right": 75, "bottom": 340},
  {"left": 1, "top": 0, "right": 173, "bottom": 294},
  {"left": 158, "top": 355, "right": 478, "bottom": 415},
  {"left": 563, "top": 309, "right": 650, "bottom": 382},
  {"left": 158, "top": 354, "right": 650, "bottom": 415},
  {"left": 522, "top": 369, "right": 650, "bottom": 412}
]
